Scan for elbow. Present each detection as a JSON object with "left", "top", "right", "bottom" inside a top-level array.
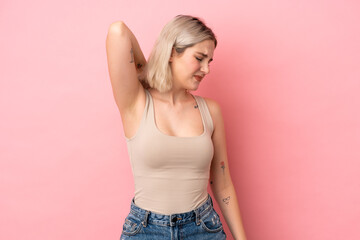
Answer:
[
  {"left": 107, "top": 21, "right": 128, "bottom": 37},
  {"left": 211, "top": 179, "right": 234, "bottom": 196}
]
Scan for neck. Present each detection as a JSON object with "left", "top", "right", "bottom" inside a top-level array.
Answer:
[{"left": 152, "top": 87, "right": 191, "bottom": 107}]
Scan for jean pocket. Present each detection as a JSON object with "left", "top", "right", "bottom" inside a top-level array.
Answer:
[
  {"left": 200, "top": 208, "right": 224, "bottom": 233},
  {"left": 122, "top": 213, "right": 143, "bottom": 236}
]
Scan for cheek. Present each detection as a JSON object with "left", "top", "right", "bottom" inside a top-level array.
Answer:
[
  {"left": 173, "top": 58, "right": 200, "bottom": 77},
  {"left": 187, "top": 59, "right": 200, "bottom": 72}
]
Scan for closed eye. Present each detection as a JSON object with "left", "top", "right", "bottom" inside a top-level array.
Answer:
[{"left": 195, "top": 57, "right": 203, "bottom": 61}]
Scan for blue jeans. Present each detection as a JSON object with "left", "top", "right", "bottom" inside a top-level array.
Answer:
[{"left": 120, "top": 194, "right": 227, "bottom": 240}]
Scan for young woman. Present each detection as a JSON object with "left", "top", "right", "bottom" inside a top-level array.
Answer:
[{"left": 106, "top": 15, "right": 247, "bottom": 240}]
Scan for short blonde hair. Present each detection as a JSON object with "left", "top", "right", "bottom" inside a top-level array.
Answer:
[{"left": 145, "top": 15, "right": 217, "bottom": 92}]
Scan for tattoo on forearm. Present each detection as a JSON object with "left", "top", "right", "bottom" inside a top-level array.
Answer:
[
  {"left": 222, "top": 196, "right": 230, "bottom": 205},
  {"left": 130, "top": 48, "right": 134, "bottom": 63},
  {"left": 220, "top": 161, "right": 225, "bottom": 175}
]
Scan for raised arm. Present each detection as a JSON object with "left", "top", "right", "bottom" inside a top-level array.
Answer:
[{"left": 106, "top": 21, "right": 146, "bottom": 114}]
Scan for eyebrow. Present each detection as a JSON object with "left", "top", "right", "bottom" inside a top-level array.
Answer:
[{"left": 196, "top": 52, "right": 213, "bottom": 62}]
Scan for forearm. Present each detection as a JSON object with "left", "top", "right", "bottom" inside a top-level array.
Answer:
[{"left": 212, "top": 184, "right": 247, "bottom": 240}]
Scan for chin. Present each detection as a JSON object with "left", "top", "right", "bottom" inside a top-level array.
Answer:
[
  {"left": 185, "top": 81, "right": 200, "bottom": 91},
  {"left": 189, "top": 86, "right": 199, "bottom": 92},
  {"left": 188, "top": 83, "right": 198, "bottom": 89}
]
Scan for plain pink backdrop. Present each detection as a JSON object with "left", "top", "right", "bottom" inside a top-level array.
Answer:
[{"left": 1, "top": 0, "right": 360, "bottom": 239}]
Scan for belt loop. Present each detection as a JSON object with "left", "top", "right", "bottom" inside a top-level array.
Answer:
[
  {"left": 142, "top": 211, "right": 150, "bottom": 227},
  {"left": 194, "top": 209, "right": 200, "bottom": 226}
]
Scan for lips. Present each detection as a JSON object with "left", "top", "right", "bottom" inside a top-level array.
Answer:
[{"left": 194, "top": 75, "right": 203, "bottom": 82}]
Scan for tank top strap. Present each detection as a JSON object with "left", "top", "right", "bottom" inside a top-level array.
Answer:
[
  {"left": 144, "top": 89, "right": 214, "bottom": 135},
  {"left": 193, "top": 95, "right": 214, "bottom": 135}
]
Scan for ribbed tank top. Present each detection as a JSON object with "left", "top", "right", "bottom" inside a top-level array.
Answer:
[{"left": 125, "top": 88, "right": 214, "bottom": 215}]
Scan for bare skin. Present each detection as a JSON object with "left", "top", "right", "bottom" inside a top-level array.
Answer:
[{"left": 106, "top": 21, "right": 247, "bottom": 239}]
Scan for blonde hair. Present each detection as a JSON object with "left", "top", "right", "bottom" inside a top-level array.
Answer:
[{"left": 144, "top": 15, "right": 217, "bottom": 92}]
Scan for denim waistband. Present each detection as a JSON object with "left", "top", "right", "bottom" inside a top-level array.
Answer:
[{"left": 129, "top": 194, "right": 214, "bottom": 227}]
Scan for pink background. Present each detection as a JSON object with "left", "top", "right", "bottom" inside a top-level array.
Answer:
[{"left": 1, "top": 0, "right": 360, "bottom": 239}]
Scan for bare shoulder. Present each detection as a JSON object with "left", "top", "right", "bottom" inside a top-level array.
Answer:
[{"left": 202, "top": 96, "right": 223, "bottom": 129}]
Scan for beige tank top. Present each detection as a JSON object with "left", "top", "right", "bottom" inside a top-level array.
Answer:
[{"left": 125, "top": 88, "right": 214, "bottom": 214}]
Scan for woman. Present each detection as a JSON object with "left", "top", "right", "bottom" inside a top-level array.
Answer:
[{"left": 106, "top": 15, "right": 247, "bottom": 240}]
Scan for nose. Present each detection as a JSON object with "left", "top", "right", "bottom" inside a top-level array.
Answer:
[{"left": 200, "top": 63, "right": 210, "bottom": 75}]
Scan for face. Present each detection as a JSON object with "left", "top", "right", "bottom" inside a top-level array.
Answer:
[{"left": 170, "top": 40, "right": 215, "bottom": 91}]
